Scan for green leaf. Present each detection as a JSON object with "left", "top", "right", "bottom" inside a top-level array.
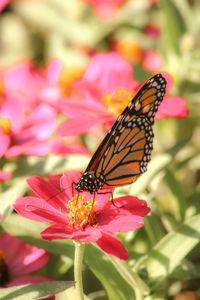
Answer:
[
  {"left": 12, "top": 155, "right": 89, "bottom": 178},
  {"left": 164, "top": 170, "right": 187, "bottom": 221},
  {"left": 134, "top": 214, "right": 200, "bottom": 286},
  {"left": 0, "top": 281, "right": 74, "bottom": 300},
  {"left": 161, "top": 0, "right": 186, "bottom": 55},
  {"left": 84, "top": 244, "right": 137, "bottom": 300}
]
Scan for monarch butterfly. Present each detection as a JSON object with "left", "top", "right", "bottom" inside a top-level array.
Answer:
[{"left": 75, "top": 73, "right": 166, "bottom": 194}]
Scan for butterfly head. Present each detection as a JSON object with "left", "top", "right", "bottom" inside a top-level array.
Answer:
[{"left": 76, "top": 171, "right": 105, "bottom": 194}]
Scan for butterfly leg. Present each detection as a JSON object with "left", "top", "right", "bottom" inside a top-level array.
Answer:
[{"left": 97, "top": 191, "right": 123, "bottom": 208}]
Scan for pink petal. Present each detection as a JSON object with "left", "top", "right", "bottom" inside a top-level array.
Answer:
[
  {"left": 0, "top": 170, "right": 12, "bottom": 182},
  {"left": 161, "top": 72, "right": 174, "bottom": 93},
  {"left": 46, "top": 59, "right": 63, "bottom": 84},
  {"left": 49, "top": 175, "right": 62, "bottom": 188},
  {"left": 57, "top": 115, "right": 108, "bottom": 136},
  {"left": 0, "top": 233, "right": 50, "bottom": 276},
  {"left": 5, "top": 141, "right": 52, "bottom": 158},
  {"left": 0, "top": 98, "right": 24, "bottom": 133},
  {"left": 98, "top": 196, "right": 150, "bottom": 232},
  {"left": 27, "top": 176, "right": 68, "bottom": 211},
  {"left": 0, "top": 134, "right": 10, "bottom": 157},
  {"left": 13, "top": 104, "right": 56, "bottom": 144},
  {"left": 59, "top": 98, "right": 103, "bottom": 118},
  {"left": 41, "top": 223, "right": 74, "bottom": 240},
  {"left": 13, "top": 197, "right": 68, "bottom": 223},
  {"left": 83, "top": 52, "right": 138, "bottom": 95},
  {"left": 142, "top": 50, "right": 163, "bottom": 72},
  {"left": 96, "top": 230, "right": 129, "bottom": 260},
  {"left": 73, "top": 227, "right": 102, "bottom": 243},
  {"left": 60, "top": 171, "right": 81, "bottom": 198},
  {"left": 84, "top": 0, "right": 125, "bottom": 20},
  {"left": 156, "top": 96, "right": 189, "bottom": 119},
  {"left": 50, "top": 138, "right": 90, "bottom": 155},
  {"left": 41, "top": 223, "right": 102, "bottom": 243}
]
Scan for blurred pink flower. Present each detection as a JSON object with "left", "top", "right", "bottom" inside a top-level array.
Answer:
[
  {"left": 0, "top": 0, "right": 10, "bottom": 13},
  {"left": 0, "top": 171, "right": 12, "bottom": 182},
  {"left": 57, "top": 52, "right": 189, "bottom": 136},
  {"left": 0, "top": 60, "right": 90, "bottom": 157},
  {"left": 14, "top": 171, "right": 150, "bottom": 260},
  {"left": 144, "top": 24, "right": 161, "bottom": 39},
  {"left": 3, "top": 59, "right": 63, "bottom": 111},
  {"left": 83, "top": 0, "right": 127, "bottom": 20},
  {"left": 142, "top": 50, "right": 163, "bottom": 72},
  {"left": 0, "top": 100, "right": 57, "bottom": 157},
  {"left": 0, "top": 233, "right": 52, "bottom": 287}
]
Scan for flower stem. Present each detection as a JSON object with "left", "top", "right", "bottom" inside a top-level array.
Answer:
[{"left": 74, "top": 240, "right": 85, "bottom": 300}]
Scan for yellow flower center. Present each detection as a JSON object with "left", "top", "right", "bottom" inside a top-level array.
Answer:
[
  {"left": 0, "top": 117, "right": 11, "bottom": 135},
  {"left": 58, "top": 66, "right": 85, "bottom": 97},
  {"left": 102, "top": 89, "right": 135, "bottom": 118},
  {"left": 67, "top": 193, "right": 98, "bottom": 228}
]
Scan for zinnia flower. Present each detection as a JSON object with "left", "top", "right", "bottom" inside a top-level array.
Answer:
[
  {"left": 0, "top": 233, "right": 52, "bottom": 287},
  {"left": 14, "top": 171, "right": 150, "bottom": 260},
  {"left": 0, "top": 61, "right": 89, "bottom": 157},
  {"left": 57, "top": 52, "right": 189, "bottom": 137}
]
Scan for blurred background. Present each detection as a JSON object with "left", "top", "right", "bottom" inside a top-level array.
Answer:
[{"left": 0, "top": 0, "right": 200, "bottom": 299}]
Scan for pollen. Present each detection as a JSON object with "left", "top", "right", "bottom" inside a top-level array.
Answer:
[
  {"left": 102, "top": 89, "right": 135, "bottom": 118},
  {"left": 67, "top": 193, "right": 98, "bottom": 228},
  {"left": 0, "top": 117, "right": 11, "bottom": 135}
]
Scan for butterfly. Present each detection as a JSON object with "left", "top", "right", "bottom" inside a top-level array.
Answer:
[{"left": 75, "top": 73, "right": 166, "bottom": 195}]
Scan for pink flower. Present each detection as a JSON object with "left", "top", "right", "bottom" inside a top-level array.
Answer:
[
  {"left": 0, "top": 0, "right": 10, "bottom": 13},
  {"left": 83, "top": 0, "right": 127, "bottom": 20},
  {"left": 57, "top": 52, "right": 189, "bottom": 136},
  {"left": 142, "top": 50, "right": 163, "bottom": 72},
  {"left": 0, "top": 171, "right": 12, "bottom": 182},
  {"left": 3, "top": 59, "right": 63, "bottom": 111},
  {"left": 0, "top": 100, "right": 57, "bottom": 158},
  {"left": 0, "top": 233, "right": 52, "bottom": 287},
  {"left": 0, "top": 60, "right": 90, "bottom": 157},
  {"left": 14, "top": 171, "right": 150, "bottom": 260},
  {"left": 144, "top": 24, "right": 161, "bottom": 39}
]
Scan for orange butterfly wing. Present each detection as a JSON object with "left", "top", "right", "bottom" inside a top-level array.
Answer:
[{"left": 85, "top": 73, "right": 166, "bottom": 189}]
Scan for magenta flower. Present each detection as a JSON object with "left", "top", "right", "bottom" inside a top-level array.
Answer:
[
  {"left": 0, "top": 233, "right": 52, "bottom": 287},
  {"left": 57, "top": 52, "right": 189, "bottom": 136},
  {"left": 14, "top": 171, "right": 150, "bottom": 260}
]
